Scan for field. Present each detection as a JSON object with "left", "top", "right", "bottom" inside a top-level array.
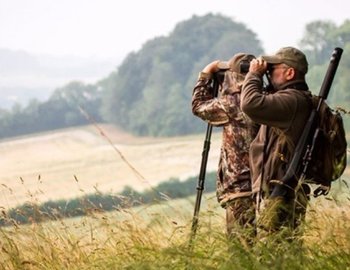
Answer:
[
  {"left": 1, "top": 189, "right": 350, "bottom": 269},
  {"left": 0, "top": 124, "right": 222, "bottom": 209},
  {"left": 1, "top": 125, "right": 350, "bottom": 269}
]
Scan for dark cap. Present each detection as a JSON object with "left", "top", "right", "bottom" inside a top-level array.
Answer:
[
  {"left": 217, "top": 53, "right": 256, "bottom": 73},
  {"left": 262, "top": 47, "right": 308, "bottom": 74}
]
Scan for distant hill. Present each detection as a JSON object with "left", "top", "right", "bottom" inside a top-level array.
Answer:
[
  {"left": 0, "top": 48, "right": 121, "bottom": 109},
  {"left": 0, "top": 14, "right": 265, "bottom": 140}
]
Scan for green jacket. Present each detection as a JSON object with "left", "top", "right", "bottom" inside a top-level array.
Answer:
[{"left": 241, "top": 72, "right": 312, "bottom": 194}]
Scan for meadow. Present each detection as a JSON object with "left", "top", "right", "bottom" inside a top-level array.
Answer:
[
  {"left": 0, "top": 124, "right": 221, "bottom": 209},
  {"left": 1, "top": 188, "right": 350, "bottom": 269},
  {"left": 0, "top": 125, "right": 350, "bottom": 269}
]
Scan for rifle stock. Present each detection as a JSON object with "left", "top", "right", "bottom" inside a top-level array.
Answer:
[{"left": 270, "top": 47, "right": 343, "bottom": 198}]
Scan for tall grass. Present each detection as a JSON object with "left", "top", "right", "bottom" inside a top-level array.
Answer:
[{"left": 1, "top": 187, "right": 350, "bottom": 270}]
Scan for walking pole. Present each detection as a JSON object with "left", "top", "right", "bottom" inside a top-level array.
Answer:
[{"left": 189, "top": 74, "right": 220, "bottom": 249}]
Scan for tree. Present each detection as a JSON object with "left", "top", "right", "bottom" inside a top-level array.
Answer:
[
  {"left": 300, "top": 20, "right": 337, "bottom": 65},
  {"left": 0, "top": 81, "right": 103, "bottom": 139},
  {"left": 101, "top": 13, "right": 263, "bottom": 136},
  {"left": 300, "top": 20, "right": 350, "bottom": 130},
  {"left": 0, "top": 14, "right": 264, "bottom": 139}
]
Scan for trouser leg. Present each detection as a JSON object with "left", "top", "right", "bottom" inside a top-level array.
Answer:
[
  {"left": 257, "top": 183, "right": 310, "bottom": 239},
  {"left": 226, "top": 196, "right": 256, "bottom": 244}
]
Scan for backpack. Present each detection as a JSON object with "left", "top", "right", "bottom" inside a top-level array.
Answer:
[{"left": 304, "top": 96, "right": 347, "bottom": 187}]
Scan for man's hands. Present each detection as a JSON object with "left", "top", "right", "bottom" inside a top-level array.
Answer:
[
  {"left": 202, "top": 57, "right": 268, "bottom": 76},
  {"left": 202, "top": 60, "right": 220, "bottom": 74},
  {"left": 249, "top": 57, "right": 268, "bottom": 76}
]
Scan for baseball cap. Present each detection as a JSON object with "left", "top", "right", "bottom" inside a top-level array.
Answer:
[
  {"left": 217, "top": 53, "right": 256, "bottom": 74},
  {"left": 262, "top": 47, "right": 308, "bottom": 74}
]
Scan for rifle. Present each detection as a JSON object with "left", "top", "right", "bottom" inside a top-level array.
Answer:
[
  {"left": 270, "top": 47, "right": 343, "bottom": 199},
  {"left": 189, "top": 72, "right": 222, "bottom": 248}
]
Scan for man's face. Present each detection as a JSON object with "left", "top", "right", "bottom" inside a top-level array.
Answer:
[{"left": 268, "top": 64, "right": 289, "bottom": 89}]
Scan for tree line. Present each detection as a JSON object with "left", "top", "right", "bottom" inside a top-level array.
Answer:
[
  {"left": 0, "top": 81, "right": 102, "bottom": 138},
  {"left": 0, "top": 173, "right": 216, "bottom": 226},
  {"left": 0, "top": 15, "right": 349, "bottom": 139}
]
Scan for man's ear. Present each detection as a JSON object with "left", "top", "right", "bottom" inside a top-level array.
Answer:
[{"left": 285, "top": 68, "right": 295, "bottom": 80}]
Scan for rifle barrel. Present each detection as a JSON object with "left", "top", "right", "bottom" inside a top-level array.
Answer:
[
  {"left": 318, "top": 47, "right": 343, "bottom": 100},
  {"left": 270, "top": 47, "right": 343, "bottom": 199}
]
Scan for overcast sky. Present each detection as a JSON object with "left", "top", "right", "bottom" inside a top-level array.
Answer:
[{"left": 1, "top": 0, "right": 349, "bottom": 60}]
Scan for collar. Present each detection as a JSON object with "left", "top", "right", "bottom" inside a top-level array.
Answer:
[{"left": 279, "top": 80, "right": 309, "bottom": 91}]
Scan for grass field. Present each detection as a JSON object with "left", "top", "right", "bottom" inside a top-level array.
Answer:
[
  {"left": 0, "top": 124, "right": 222, "bottom": 209},
  {"left": 1, "top": 189, "right": 350, "bottom": 269},
  {"left": 1, "top": 125, "right": 350, "bottom": 269}
]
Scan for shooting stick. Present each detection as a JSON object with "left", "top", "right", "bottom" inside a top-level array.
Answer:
[{"left": 189, "top": 74, "right": 220, "bottom": 248}]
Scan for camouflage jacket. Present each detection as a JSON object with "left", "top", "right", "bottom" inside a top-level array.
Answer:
[{"left": 192, "top": 71, "right": 259, "bottom": 207}]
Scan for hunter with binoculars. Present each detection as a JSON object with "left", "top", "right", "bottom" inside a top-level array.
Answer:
[{"left": 191, "top": 46, "right": 346, "bottom": 244}]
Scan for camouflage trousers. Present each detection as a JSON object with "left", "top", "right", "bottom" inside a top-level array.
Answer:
[{"left": 226, "top": 196, "right": 256, "bottom": 244}]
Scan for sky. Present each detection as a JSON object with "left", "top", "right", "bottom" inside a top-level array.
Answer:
[{"left": 1, "top": 0, "right": 350, "bottom": 60}]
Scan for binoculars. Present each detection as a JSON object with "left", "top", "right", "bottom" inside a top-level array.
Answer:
[
  {"left": 240, "top": 61, "right": 273, "bottom": 74},
  {"left": 239, "top": 61, "right": 251, "bottom": 74}
]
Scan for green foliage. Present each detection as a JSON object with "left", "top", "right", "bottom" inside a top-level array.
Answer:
[
  {"left": 0, "top": 81, "right": 102, "bottom": 139},
  {"left": 1, "top": 15, "right": 350, "bottom": 140},
  {"left": 300, "top": 20, "right": 338, "bottom": 65},
  {"left": 101, "top": 13, "right": 263, "bottom": 136},
  {"left": 300, "top": 20, "right": 350, "bottom": 134}
]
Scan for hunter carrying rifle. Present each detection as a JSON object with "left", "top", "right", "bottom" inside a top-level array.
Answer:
[
  {"left": 240, "top": 46, "right": 344, "bottom": 238},
  {"left": 241, "top": 47, "right": 314, "bottom": 237}
]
